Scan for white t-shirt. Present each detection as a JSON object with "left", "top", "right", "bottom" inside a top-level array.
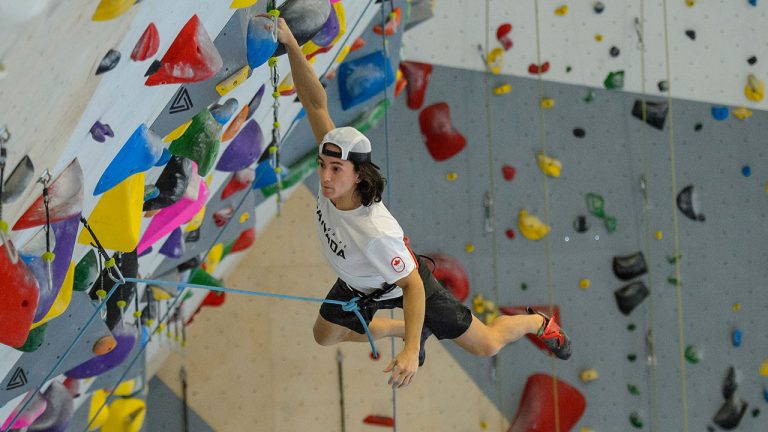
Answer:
[{"left": 315, "top": 186, "right": 416, "bottom": 300}]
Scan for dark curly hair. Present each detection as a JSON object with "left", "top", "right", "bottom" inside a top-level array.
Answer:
[{"left": 354, "top": 161, "right": 386, "bottom": 206}]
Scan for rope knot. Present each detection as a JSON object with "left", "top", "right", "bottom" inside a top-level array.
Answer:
[{"left": 342, "top": 297, "right": 361, "bottom": 313}]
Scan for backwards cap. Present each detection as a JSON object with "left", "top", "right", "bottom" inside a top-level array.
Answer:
[{"left": 319, "top": 127, "right": 378, "bottom": 167}]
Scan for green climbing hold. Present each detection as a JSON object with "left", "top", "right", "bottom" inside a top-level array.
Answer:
[
  {"left": 604, "top": 70, "right": 625, "bottom": 90},
  {"left": 667, "top": 254, "right": 682, "bottom": 264},
  {"left": 521, "top": 282, "right": 528, "bottom": 291},
  {"left": 73, "top": 250, "right": 99, "bottom": 292},
  {"left": 604, "top": 215, "right": 617, "bottom": 233},
  {"left": 627, "top": 323, "right": 636, "bottom": 331},
  {"left": 586, "top": 193, "right": 605, "bottom": 218},
  {"left": 627, "top": 384, "right": 640, "bottom": 395},
  {"left": 684, "top": 345, "right": 700, "bottom": 364},
  {"left": 667, "top": 276, "right": 681, "bottom": 286},
  {"left": 348, "top": 99, "right": 391, "bottom": 133},
  {"left": 629, "top": 411, "right": 643, "bottom": 428},
  {"left": 17, "top": 323, "right": 47, "bottom": 352},
  {"left": 189, "top": 268, "right": 224, "bottom": 288},
  {"left": 627, "top": 353, "right": 637, "bottom": 362},
  {"left": 168, "top": 109, "right": 223, "bottom": 176}
]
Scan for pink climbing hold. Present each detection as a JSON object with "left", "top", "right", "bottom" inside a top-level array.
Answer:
[
  {"left": 424, "top": 253, "right": 469, "bottom": 302},
  {"left": 1, "top": 391, "right": 47, "bottom": 430},
  {"left": 497, "top": 23, "right": 513, "bottom": 50},
  {"left": 136, "top": 177, "right": 209, "bottom": 255},
  {"left": 499, "top": 305, "right": 561, "bottom": 354},
  {"left": 399, "top": 61, "right": 433, "bottom": 110},
  {"left": 418, "top": 102, "right": 466, "bottom": 161},
  {"left": 507, "top": 373, "right": 586, "bottom": 432},
  {"left": 145, "top": 15, "right": 223, "bottom": 86},
  {"left": 131, "top": 22, "right": 160, "bottom": 61},
  {"left": 528, "top": 61, "right": 550, "bottom": 75},
  {"left": 501, "top": 165, "right": 516, "bottom": 181}
]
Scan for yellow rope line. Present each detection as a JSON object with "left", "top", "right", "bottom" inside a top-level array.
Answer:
[
  {"left": 659, "top": 0, "right": 689, "bottom": 430},
  {"left": 532, "top": 1, "right": 560, "bottom": 431},
  {"left": 637, "top": 1, "right": 660, "bottom": 429}
]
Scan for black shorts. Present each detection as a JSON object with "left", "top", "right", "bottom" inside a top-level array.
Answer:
[{"left": 319, "top": 257, "right": 473, "bottom": 340}]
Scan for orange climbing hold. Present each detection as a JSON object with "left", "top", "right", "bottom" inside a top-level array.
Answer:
[
  {"left": 373, "top": 8, "right": 401, "bottom": 36},
  {"left": 145, "top": 15, "right": 223, "bottom": 86},
  {"left": 350, "top": 37, "right": 366, "bottom": 52},
  {"left": 222, "top": 105, "right": 249, "bottom": 142}
]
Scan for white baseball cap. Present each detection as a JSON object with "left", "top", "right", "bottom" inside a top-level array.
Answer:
[{"left": 319, "top": 127, "right": 378, "bottom": 168}]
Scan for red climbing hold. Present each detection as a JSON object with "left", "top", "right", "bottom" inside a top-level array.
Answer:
[
  {"left": 213, "top": 205, "right": 234, "bottom": 227},
  {"left": 508, "top": 373, "right": 586, "bottom": 432},
  {"left": 425, "top": 253, "right": 469, "bottom": 302},
  {"left": 499, "top": 305, "right": 561, "bottom": 354},
  {"left": 418, "top": 103, "right": 466, "bottom": 161},
  {"left": 13, "top": 159, "right": 84, "bottom": 230},
  {"left": 221, "top": 169, "right": 255, "bottom": 200},
  {"left": 501, "top": 165, "right": 516, "bottom": 181},
  {"left": 505, "top": 228, "right": 515, "bottom": 239},
  {"left": 0, "top": 245, "right": 40, "bottom": 347},
  {"left": 497, "top": 23, "right": 513, "bottom": 50},
  {"left": 394, "top": 74, "right": 407, "bottom": 98},
  {"left": 399, "top": 61, "right": 433, "bottom": 110},
  {"left": 363, "top": 415, "right": 395, "bottom": 427},
  {"left": 131, "top": 23, "right": 160, "bottom": 61},
  {"left": 201, "top": 291, "right": 226, "bottom": 307},
  {"left": 230, "top": 227, "right": 256, "bottom": 253},
  {"left": 373, "top": 7, "right": 401, "bottom": 36},
  {"left": 350, "top": 37, "right": 366, "bottom": 52},
  {"left": 145, "top": 15, "right": 223, "bottom": 86},
  {"left": 528, "top": 61, "right": 550, "bottom": 75}
]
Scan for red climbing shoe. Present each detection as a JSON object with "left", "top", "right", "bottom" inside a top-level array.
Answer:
[{"left": 527, "top": 307, "right": 572, "bottom": 360}]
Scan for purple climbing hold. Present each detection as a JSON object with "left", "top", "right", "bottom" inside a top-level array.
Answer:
[
  {"left": 26, "top": 381, "right": 74, "bottom": 432},
  {"left": 64, "top": 321, "right": 137, "bottom": 379},
  {"left": 215, "top": 120, "right": 263, "bottom": 172},
  {"left": 311, "top": 5, "right": 340, "bottom": 47},
  {"left": 247, "top": 84, "right": 266, "bottom": 119},
  {"left": 89, "top": 121, "right": 114, "bottom": 143},
  {"left": 159, "top": 227, "right": 185, "bottom": 259}
]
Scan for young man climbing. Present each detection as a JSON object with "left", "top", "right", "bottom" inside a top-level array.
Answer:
[{"left": 274, "top": 17, "right": 572, "bottom": 389}]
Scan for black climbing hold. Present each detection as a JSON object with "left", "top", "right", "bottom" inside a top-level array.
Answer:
[
  {"left": 627, "top": 323, "right": 636, "bottom": 331},
  {"left": 145, "top": 59, "right": 162, "bottom": 77},
  {"left": 612, "top": 251, "right": 648, "bottom": 280},
  {"left": 685, "top": 29, "right": 696, "bottom": 40},
  {"left": 747, "top": 56, "right": 757, "bottom": 65},
  {"left": 632, "top": 100, "right": 668, "bottom": 130},
  {"left": 184, "top": 228, "right": 201, "bottom": 243},
  {"left": 594, "top": 1, "right": 605, "bottom": 13},
  {"left": 676, "top": 184, "right": 705, "bottom": 222},
  {"left": 89, "top": 251, "right": 139, "bottom": 330},
  {"left": 609, "top": 46, "right": 620, "bottom": 57},
  {"left": 657, "top": 80, "right": 669, "bottom": 92},
  {"left": 566, "top": 65, "right": 572, "bottom": 73},
  {"left": 143, "top": 156, "right": 193, "bottom": 212},
  {"left": 713, "top": 396, "right": 748, "bottom": 429},
  {"left": 96, "top": 49, "right": 121, "bottom": 75},
  {"left": 573, "top": 215, "right": 589, "bottom": 232},
  {"left": 573, "top": 128, "right": 586, "bottom": 138},
  {"left": 694, "top": 123, "right": 703, "bottom": 131},
  {"left": 177, "top": 256, "right": 201, "bottom": 272},
  {"left": 723, "top": 366, "right": 738, "bottom": 399},
  {"left": 614, "top": 281, "right": 649, "bottom": 315},
  {"left": 627, "top": 353, "right": 637, "bottom": 362},
  {"left": 752, "top": 408, "right": 760, "bottom": 418}
]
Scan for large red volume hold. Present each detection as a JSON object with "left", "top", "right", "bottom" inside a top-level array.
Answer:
[
  {"left": 145, "top": 15, "right": 223, "bottom": 86},
  {"left": 425, "top": 253, "right": 469, "bottom": 302},
  {"left": 0, "top": 246, "right": 40, "bottom": 347},
  {"left": 499, "top": 305, "right": 560, "bottom": 354},
  {"left": 508, "top": 373, "right": 586, "bottom": 432},
  {"left": 131, "top": 23, "right": 160, "bottom": 61},
  {"left": 399, "top": 61, "right": 432, "bottom": 110},
  {"left": 418, "top": 102, "right": 466, "bottom": 161}
]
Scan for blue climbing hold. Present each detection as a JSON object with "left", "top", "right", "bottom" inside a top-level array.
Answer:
[
  {"left": 732, "top": 328, "right": 742, "bottom": 347},
  {"left": 159, "top": 227, "right": 185, "bottom": 259},
  {"left": 247, "top": 15, "right": 279, "bottom": 70},
  {"left": 741, "top": 165, "right": 751, "bottom": 177},
  {"left": 94, "top": 124, "right": 164, "bottom": 195},
  {"left": 155, "top": 148, "right": 172, "bottom": 167},
  {"left": 711, "top": 106, "right": 730, "bottom": 121},
  {"left": 252, "top": 160, "right": 288, "bottom": 190},
  {"left": 216, "top": 120, "right": 263, "bottom": 172},
  {"left": 210, "top": 98, "right": 239, "bottom": 125},
  {"left": 338, "top": 50, "right": 395, "bottom": 111},
  {"left": 749, "top": 0, "right": 757, "bottom": 6}
]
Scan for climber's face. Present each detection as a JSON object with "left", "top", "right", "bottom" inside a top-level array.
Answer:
[{"left": 317, "top": 143, "right": 360, "bottom": 208}]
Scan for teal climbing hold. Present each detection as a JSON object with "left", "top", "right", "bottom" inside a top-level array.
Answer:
[{"left": 94, "top": 124, "right": 164, "bottom": 195}]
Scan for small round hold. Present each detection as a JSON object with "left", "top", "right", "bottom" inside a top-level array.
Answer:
[
  {"left": 446, "top": 172, "right": 458, "bottom": 181},
  {"left": 731, "top": 328, "right": 742, "bottom": 347},
  {"left": 657, "top": 80, "right": 669, "bottom": 92},
  {"left": 505, "top": 228, "right": 515, "bottom": 239},
  {"left": 742, "top": 165, "right": 751, "bottom": 177},
  {"left": 753, "top": 408, "right": 761, "bottom": 418},
  {"left": 540, "top": 97, "right": 555, "bottom": 109},
  {"left": 747, "top": 56, "right": 757, "bottom": 65},
  {"left": 685, "top": 0, "right": 696, "bottom": 6},
  {"left": 654, "top": 230, "right": 663, "bottom": 240},
  {"left": 594, "top": 1, "right": 605, "bottom": 13},
  {"left": 465, "top": 243, "right": 475, "bottom": 253},
  {"left": 521, "top": 282, "right": 528, "bottom": 291},
  {"left": 579, "top": 278, "right": 590, "bottom": 289},
  {"left": 573, "top": 215, "right": 590, "bottom": 233},
  {"left": 627, "top": 323, "right": 636, "bottom": 331},
  {"left": 609, "top": 46, "right": 620, "bottom": 57},
  {"left": 694, "top": 123, "right": 703, "bottom": 131},
  {"left": 239, "top": 212, "right": 250, "bottom": 223},
  {"left": 480, "top": 421, "right": 489, "bottom": 430},
  {"left": 594, "top": 34, "right": 604, "bottom": 42},
  {"left": 685, "top": 29, "right": 696, "bottom": 40},
  {"left": 627, "top": 353, "right": 637, "bottom": 362},
  {"left": 573, "top": 128, "right": 586, "bottom": 138},
  {"left": 732, "top": 302, "right": 741, "bottom": 312},
  {"left": 566, "top": 65, "right": 573, "bottom": 73}
]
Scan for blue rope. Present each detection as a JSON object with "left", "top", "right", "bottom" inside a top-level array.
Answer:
[{"left": 122, "top": 277, "right": 379, "bottom": 358}]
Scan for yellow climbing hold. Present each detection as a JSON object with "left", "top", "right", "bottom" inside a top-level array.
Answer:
[
  {"left": 579, "top": 428, "right": 595, "bottom": 432},
  {"left": 540, "top": 97, "right": 555, "bottom": 109},
  {"left": 465, "top": 243, "right": 475, "bottom": 253},
  {"left": 493, "top": 84, "right": 512, "bottom": 95},
  {"left": 655, "top": 230, "right": 663, "bottom": 240},
  {"left": 486, "top": 48, "right": 503, "bottom": 75},
  {"left": 78, "top": 173, "right": 144, "bottom": 252},
  {"left": 205, "top": 243, "right": 224, "bottom": 273},
  {"left": 595, "top": 34, "right": 604, "bottom": 42},
  {"left": 685, "top": 0, "right": 696, "bottom": 6},
  {"left": 31, "top": 262, "right": 75, "bottom": 330},
  {"left": 216, "top": 65, "right": 251, "bottom": 96},
  {"left": 579, "top": 368, "right": 599, "bottom": 382},
  {"left": 536, "top": 152, "right": 562, "bottom": 178},
  {"left": 732, "top": 107, "right": 753, "bottom": 120},
  {"left": 112, "top": 379, "right": 136, "bottom": 396},
  {"left": 579, "top": 278, "right": 590, "bottom": 289},
  {"left": 336, "top": 44, "right": 351, "bottom": 64},
  {"left": 759, "top": 359, "right": 768, "bottom": 376},
  {"left": 555, "top": 5, "right": 569, "bottom": 16},
  {"left": 151, "top": 286, "right": 173, "bottom": 301},
  {"left": 278, "top": 73, "right": 295, "bottom": 94},
  {"left": 184, "top": 205, "right": 206, "bottom": 232},
  {"left": 518, "top": 209, "right": 551, "bottom": 240},
  {"left": 480, "top": 420, "right": 489, "bottom": 430},
  {"left": 239, "top": 212, "right": 250, "bottom": 223},
  {"left": 102, "top": 398, "right": 146, "bottom": 432},
  {"left": 446, "top": 172, "right": 458, "bottom": 181},
  {"left": 744, "top": 74, "right": 764, "bottom": 102},
  {"left": 92, "top": 0, "right": 136, "bottom": 21},
  {"left": 163, "top": 120, "right": 192, "bottom": 143},
  {"left": 473, "top": 294, "right": 486, "bottom": 314},
  {"left": 88, "top": 390, "right": 110, "bottom": 430},
  {"left": 301, "top": 40, "right": 323, "bottom": 58},
  {"left": 230, "top": 0, "right": 259, "bottom": 8},
  {"left": 732, "top": 302, "right": 741, "bottom": 312}
]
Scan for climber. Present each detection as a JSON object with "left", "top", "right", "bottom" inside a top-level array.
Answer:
[{"left": 273, "top": 17, "right": 572, "bottom": 389}]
